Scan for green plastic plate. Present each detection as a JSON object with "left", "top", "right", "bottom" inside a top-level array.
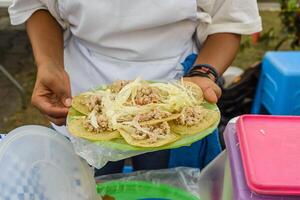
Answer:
[{"left": 97, "top": 181, "right": 199, "bottom": 200}]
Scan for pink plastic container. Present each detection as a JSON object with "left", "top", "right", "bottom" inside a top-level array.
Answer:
[
  {"left": 224, "top": 122, "right": 299, "bottom": 200},
  {"left": 237, "top": 115, "right": 300, "bottom": 196}
]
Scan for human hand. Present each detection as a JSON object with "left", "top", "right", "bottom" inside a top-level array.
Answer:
[
  {"left": 183, "top": 76, "right": 221, "bottom": 103},
  {"left": 31, "top": 63, "right": 72, "bottom": 125}
]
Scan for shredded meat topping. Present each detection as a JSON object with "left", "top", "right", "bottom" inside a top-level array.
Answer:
[
  {"left": 83, "top": 120, "right": 96, "bottom": 132},
  {"left": 97, "top": 114, "right": 113, "bottom": 131},
  {"left": 132, "top": 122, "right": 170, "bottom": 143},
  {"left": 81, "top": 95, "right": 102, "bottom": 112},
  {"left": 175, "top": 106, "right": 205, "bottom": 126},
  {"left": 134, "top": 86, "right": 160, "bottom": 105},
  {"left": 83, "top": 114, "right": 113, "bottom": 133},
  {"left": 110, "top": 80, "right": 130, "bottom": 93},
  {"left": 136, "top": 109, "right": 171, "bottom": 122}
]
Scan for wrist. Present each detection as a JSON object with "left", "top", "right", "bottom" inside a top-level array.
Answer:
[
  {"left": 37, "top": 58, "right": 64, "bottom": 71},
  {"left": 185, "top": 76, "right": 215, "bottom": 84},
  {"left": 185, "top": 64, "right": 220, "bottom": 84},
  {"left": 36, "top": 55, "right": 64, "bottom": 69},
  {"left": 193, "top": 70, "right": 216, "bottom": 82}
]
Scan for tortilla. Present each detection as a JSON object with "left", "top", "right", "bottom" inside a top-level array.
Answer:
[
  {"left": 182, "top": 81, "right": 204, "bottom": 104},
  {"left": 169, "top": 109, "right": 220, "bottom": 135},
  {"left": 139, "top": 113, "right": 180, "bottom": 126},
  {"left": 119, "top": 125, "right": 180, "bottom": 148},
  {"left": 67, "top": 117, "right": 120, "bottom": 141},
  {"left": 71, "top": 95, "right": 91, "bottom": 115}
]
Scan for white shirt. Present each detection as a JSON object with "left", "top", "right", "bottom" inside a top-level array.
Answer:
[
  {"left": 9, "top": 0, "right": 262, "bottom": 90},
  {"left": 9, "top": 0, "right": 261, "bottom": 135}
]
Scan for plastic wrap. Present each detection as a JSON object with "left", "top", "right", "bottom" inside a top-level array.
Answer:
[
  {"left": 95, "top": 167, "right": 203, "bottom": 198},
  {"left": 94, "top": 152, "right": 232, "bottom": 200},
  {"left": 69, "top": 117, "right": 218, "bottom": 169},
  {"left": 70, "top": 135, "right": 149, "bottom": 169}
]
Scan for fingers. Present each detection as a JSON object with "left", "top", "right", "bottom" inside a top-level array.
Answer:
[
  {"left": 183, "top": 77, "right": 222, "bottom": 103},
  {"left": 61, "top": 73, "right": 72, "bottom": 107},
  {"left": 32, "top": 95, "right": 68, "bottom": 125},
  {"left": 50, "top": 73, "right": 72, "bottom": 107},
  {"left": 32, "top": 95, "right": 69, "bottom": 118},
  {"left": 213, "top": 84, "right": 222, "bottom": 99},
  {"left": 32, "top": 66, "right": 72, "bottom": 126},
  {"left": 64, "top": 98, "right": 72, "bottom": 107},
  {"left": 203, "top": 84, "right": 222, "bottom": 103},
  {"left": 32, "top": 69, "right": 72, "bottom": 117},
  {"left": 203, "top": 87, "right": 218, "bottom": 103}
]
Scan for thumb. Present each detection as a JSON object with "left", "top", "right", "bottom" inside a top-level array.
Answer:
[{"left": 52, "top": 73, "right": 72, "bottom": 107}]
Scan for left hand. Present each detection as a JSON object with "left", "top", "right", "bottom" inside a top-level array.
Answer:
[{"left": 183, "top": 76, "right": 222, "bottom": 103}]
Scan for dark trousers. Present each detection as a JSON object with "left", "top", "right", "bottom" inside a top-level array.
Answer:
[{"left": 94, "top": 150, "right": 170, "bottom": 176}]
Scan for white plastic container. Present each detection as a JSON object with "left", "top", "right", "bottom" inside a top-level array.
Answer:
[
  {"left": 222, "top": 66, "right": 244, "bottom": 88},
  {"left": 0, "top": 125, "right": 99, "bottom": 200}
]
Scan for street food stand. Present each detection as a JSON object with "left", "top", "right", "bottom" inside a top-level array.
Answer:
[{"left": 1, "top": 115, "right": 300, "bottom": 199}]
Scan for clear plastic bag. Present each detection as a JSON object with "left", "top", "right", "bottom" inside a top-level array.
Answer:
[
  {"left": 94, "top": 152, "right": 232, "bottom": 200},
  {"left": 69, "top": 116, "right": 218, "bottom": 169},
  {"left": 70, "top": 135, "right": 149, "bottom": 169}
]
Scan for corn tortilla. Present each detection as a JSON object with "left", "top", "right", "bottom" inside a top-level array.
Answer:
[
  {"left": 170, "top": 109, "right": 220, "bottom": 135},
  {"left": 119, "top": 125, "right": 180, "bottom": 148},
  {"left": 67, "top": 117, "right": 120, "bottom": 141}
]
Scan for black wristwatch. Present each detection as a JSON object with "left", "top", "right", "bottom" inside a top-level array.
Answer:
[{"left": 184, "top": 64, "right": 222, "bottom": 86}]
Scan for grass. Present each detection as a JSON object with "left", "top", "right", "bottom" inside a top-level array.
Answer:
[{"left": 233, "top": 11, "right": 295, "bottom": 69}]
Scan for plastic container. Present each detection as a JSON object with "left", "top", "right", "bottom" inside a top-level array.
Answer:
[
  {"left": 224, "top": 122, "right": 299, "bottom": 200},
  {"left": 0, "top": 125, "right": 99, "bottom": 200},
  {"left": 251, "top": 51, "right": 300, "bottom": 115},
  {"left": 236, "top": 115, "right": 300, "bottom": 196},
  {"left": 97, "top": 180, "right": 199, "bottom": 200},
  {"left": 222, "top": 66, "right": 244, "bottom": 88}
]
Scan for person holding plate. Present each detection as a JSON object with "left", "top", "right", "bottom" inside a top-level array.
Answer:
[{"left": 8, "top": 0, "right": 262, "bottom": 174}]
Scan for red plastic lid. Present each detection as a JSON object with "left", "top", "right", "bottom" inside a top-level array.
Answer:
[{"left": 237, "top": 115, "right": 300, "bottom": 196}]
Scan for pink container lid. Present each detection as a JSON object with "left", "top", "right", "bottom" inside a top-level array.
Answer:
[{"left": 237, "top": 115, "right": 300, "bottom": 196}]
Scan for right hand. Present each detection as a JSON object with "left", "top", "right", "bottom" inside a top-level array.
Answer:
[{"left": 31, "top": 63, "right": 72, "bottom": 126}]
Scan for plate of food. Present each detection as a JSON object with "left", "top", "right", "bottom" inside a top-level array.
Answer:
[{"left": 67, "top": 78, "right": 220, "bottom": 151}]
